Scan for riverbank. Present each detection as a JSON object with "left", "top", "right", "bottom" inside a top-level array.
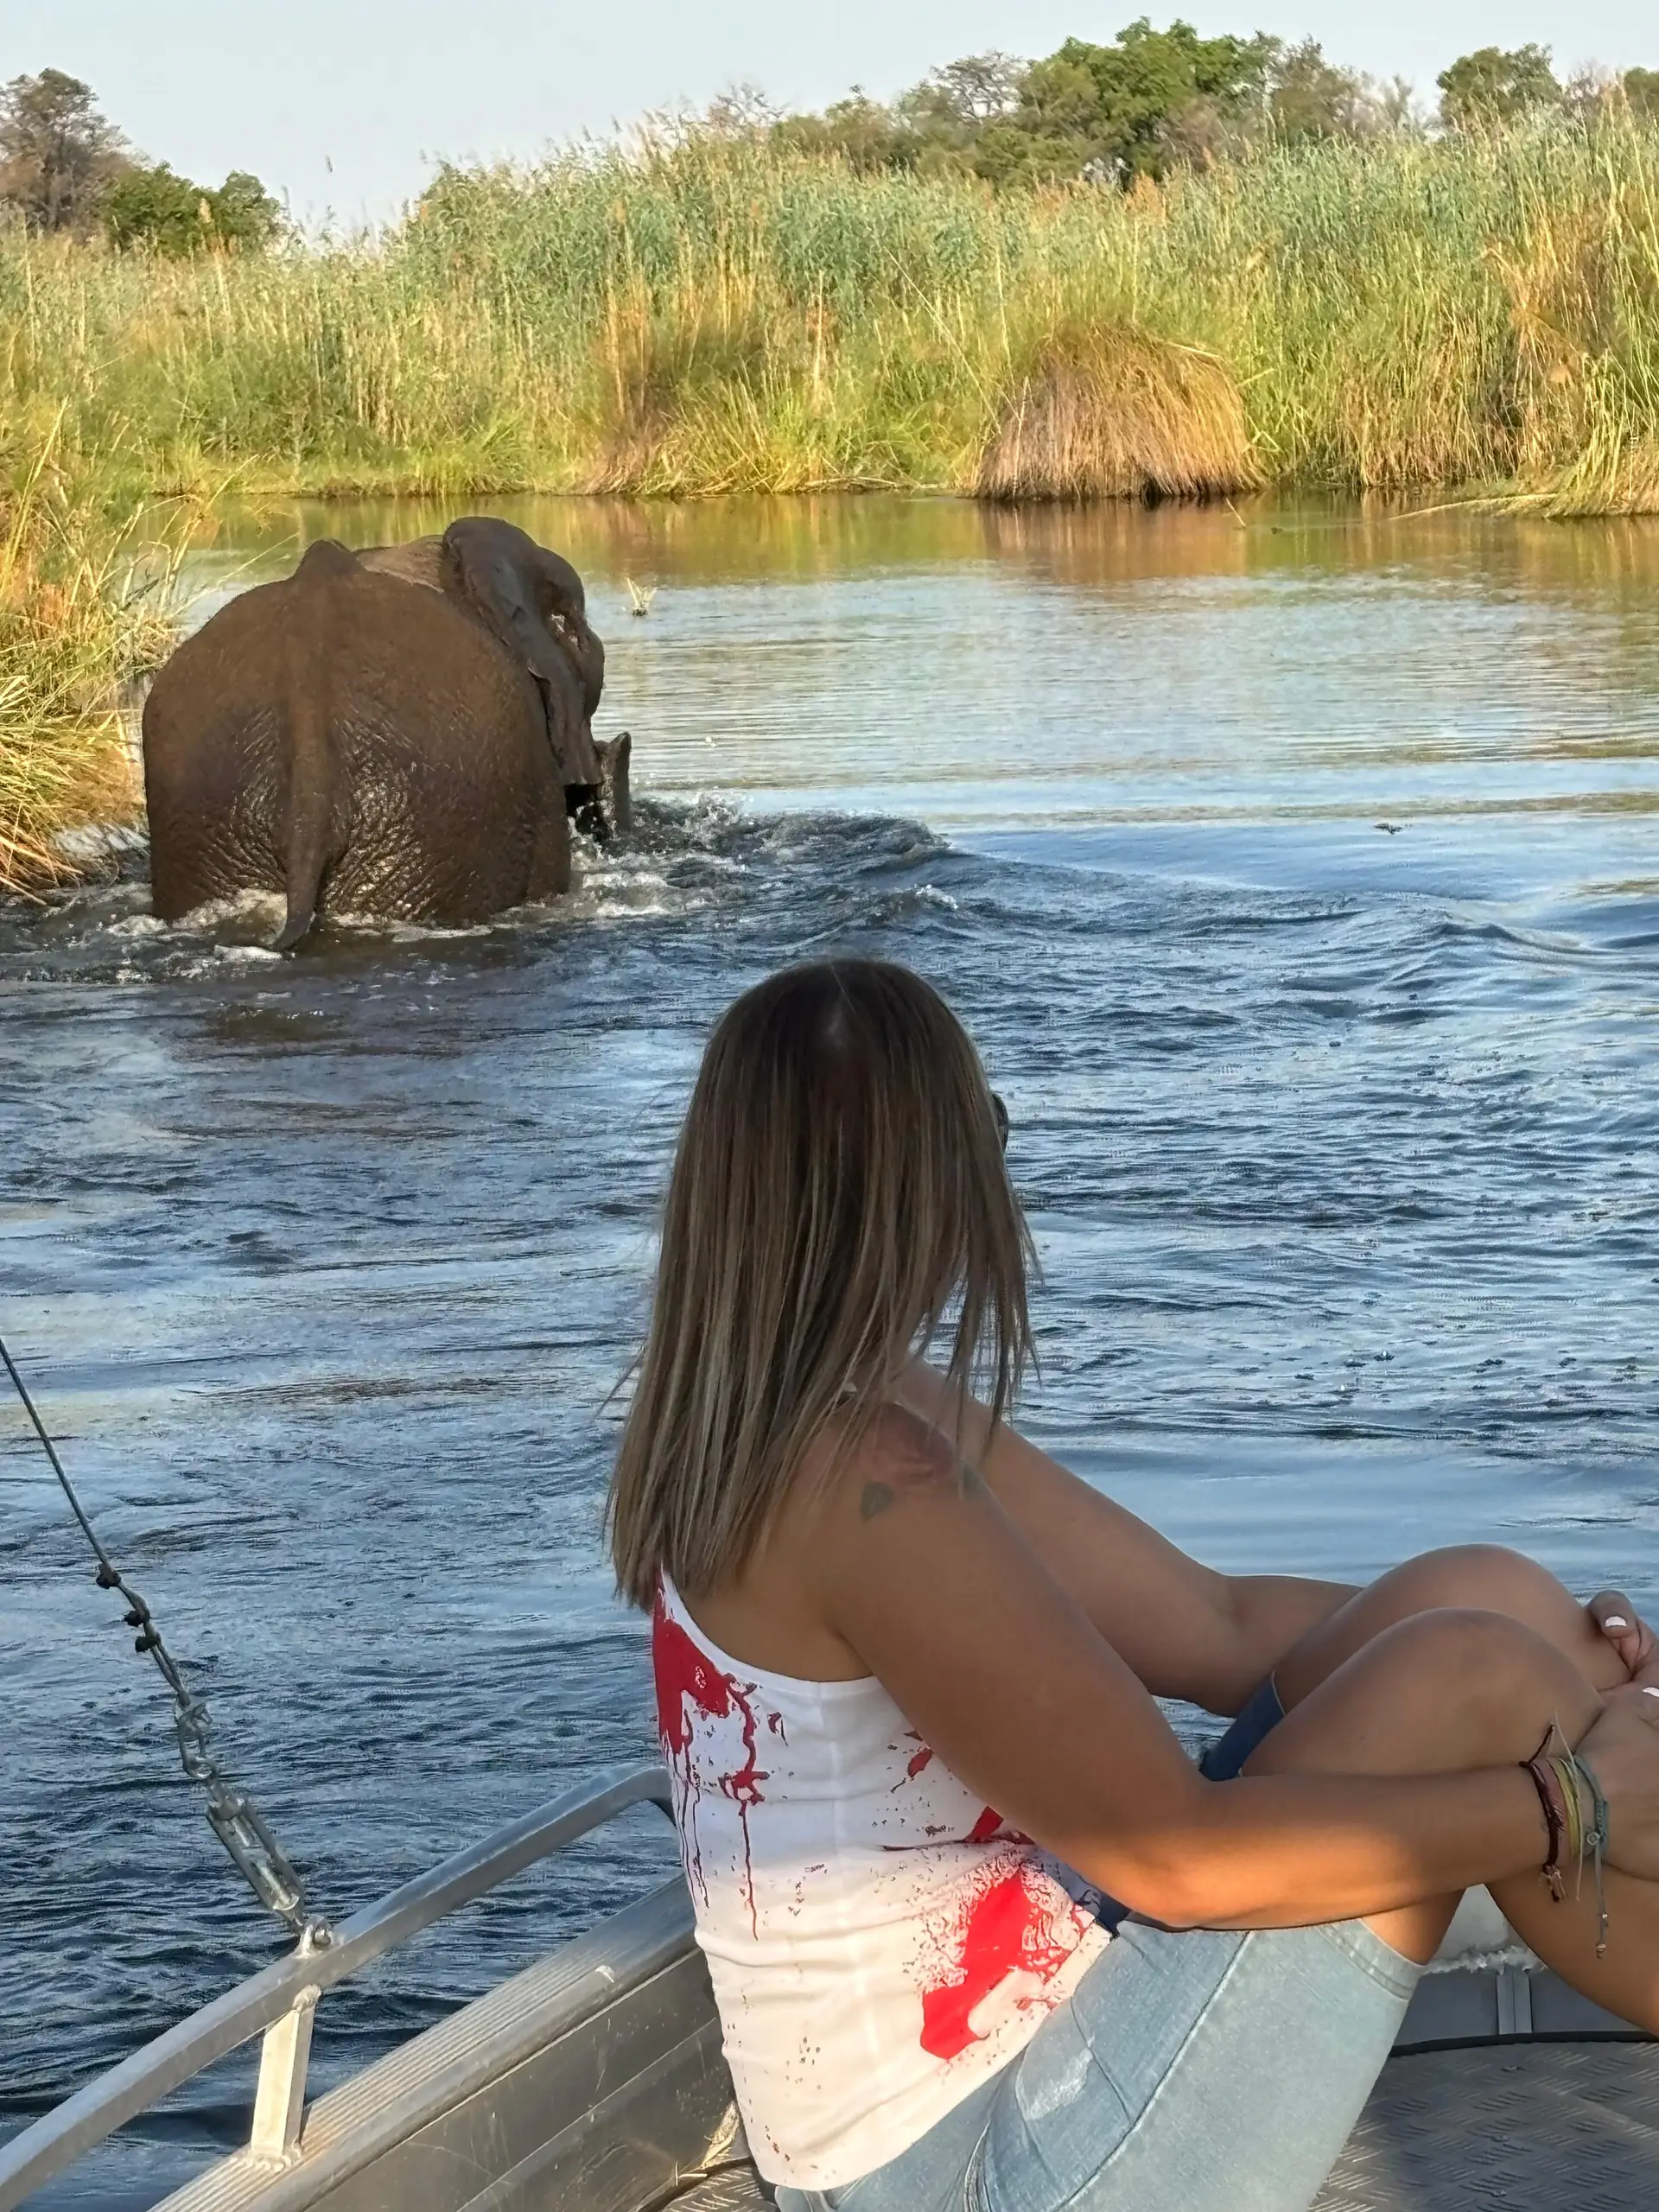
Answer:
[
  {"left": 0, "top": 420, "right": 174, "bottom": 897},
  {"left": 9, "top": 119, "right": 1659, "bottom": 513},
  {"left": 9, "top": 117, "right": 1659, "bottom": 888}
]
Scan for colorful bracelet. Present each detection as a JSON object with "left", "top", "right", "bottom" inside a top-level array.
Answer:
[
  {"left": 1546, "top": 1752, "right": 1584, "bottom": 1867},
  {"left": 1523, "top": 1726, "right": 1611, "bottom": 1957},
  {"left": 1522, "top": 1745, "right": 1567, "bottom": 1899}
]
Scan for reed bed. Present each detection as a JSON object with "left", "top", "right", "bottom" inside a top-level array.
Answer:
[
  {"left": 8, "top": 121, "right": 1657, "bottom": 882},
  {"left": 0, "top": 415, "right": 175, "bottom": 898},
  {"left": 5, "top": 118, "right": 1659, "bottom": 512}
]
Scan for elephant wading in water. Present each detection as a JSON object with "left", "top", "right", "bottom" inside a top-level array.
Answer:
[{"left": 142, "top": 518, "right": 632, "bottom": 950}]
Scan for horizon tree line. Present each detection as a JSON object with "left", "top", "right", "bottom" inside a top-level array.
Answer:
[
  {"left": 5, "top": 22, "right": 1659, "bottom": 254},
  {"left": 754, "top": 24, "right": 1659, "bottom": 186}
]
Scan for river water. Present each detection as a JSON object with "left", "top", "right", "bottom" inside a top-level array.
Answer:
[{"left": 4, "top": 494, "right": 1659, "bottom": 2203}]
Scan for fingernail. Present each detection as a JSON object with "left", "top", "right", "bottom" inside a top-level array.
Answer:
[
  {"left": 1642, "top": 1688, "right": 1659, "bottom": 1700},
  {"left": 1605, "top": 1616, "right": 1630, "bottom": 1629}
]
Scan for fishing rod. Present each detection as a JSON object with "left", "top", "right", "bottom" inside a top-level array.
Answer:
[{"left": 1, "top": 1329, "right": 327, "bottom": 1946}]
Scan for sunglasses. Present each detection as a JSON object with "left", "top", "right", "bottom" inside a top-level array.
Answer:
[{"left": 991, "top": 1092, "right": 1010, "bottom": 1153}]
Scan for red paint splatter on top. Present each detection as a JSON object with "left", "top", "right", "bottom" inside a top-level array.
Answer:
[
  {"left": 906, "top": 1743, "right": 935, "bottom": 1779},
  {"left": 918, "top": 1867, "right": 1086, "bottom": 2061},
  {"left": 651, "top": 1590, "right": 772, "bottom": 1933},
  {"left": 883, "top": 1806, "right": 1029, "bottom": 1854}
]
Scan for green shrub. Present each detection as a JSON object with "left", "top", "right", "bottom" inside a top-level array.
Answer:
[{"left": 101, "top": 163, "right": 281, "bottom": 256}]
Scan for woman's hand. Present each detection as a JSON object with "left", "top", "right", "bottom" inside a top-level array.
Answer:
[
  {"left": 1586, "top": 1592, "right": 1657, "bottom": 1681},
  {"left": 1576, "top": 1675, "right": 1659, "bottom": 1880}
]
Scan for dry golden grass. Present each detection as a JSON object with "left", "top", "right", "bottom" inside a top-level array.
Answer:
[
  {"left": 973, "top": 324, "right": 1262, "bottom": 502},
  {"left": 0, "top": 416, "right": 175, "bottom": 899}
]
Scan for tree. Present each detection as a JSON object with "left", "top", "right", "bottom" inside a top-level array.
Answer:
[
  {"left": 0, "top": 68, "right": 127, "bottom": 232},
  {"left": 882, "top": 54, "right": 1024, "bottom": 175},
  {"left": 775, "top": 20, "right": 1424, "bottom": 190},
  {"left": 101, "top": 162, "right": 281, "bottom": 255},
  {"left": 210, "top": 170, "right": 282, "bottom": 249},
  {"left": 1270, "top": 40, "right": 1373, "bottom": 143},
  {"left": 1004, "top": 51, "right": 1107, "bottom": 171},
  {"left": 901, "top": 52, "right": 1025, "bottom": 132},
  {"left": 772, "top": 90, "right": 918, "bottom": 173},
  {"left": 1014, "top": 20, "right": 1278, "bottom": 180},
  {"left": 775, "top": 54, "right": 1026, "bottom": 176},
  {"left": 1372, "top": 77, "right": 1422, "bottom": 134},
  {"left": 1437, "top": 45, "right": 1560, "bottom": 129},
  {"left": 1624, "top": 67, "right": 1659, "bottom": 122},
  {"left": 701, "top": 82, "right": 781, "bottom": 138}
]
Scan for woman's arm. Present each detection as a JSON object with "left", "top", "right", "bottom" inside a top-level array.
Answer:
[
  {"left": 899, "top": 1362, "right": 1355, "bottom": 1714},
  {"left": 802, "top": 1406, "right": 1557, "bottom": 1929}
]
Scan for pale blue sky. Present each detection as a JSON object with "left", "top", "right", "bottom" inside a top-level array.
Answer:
[{"left": 3, "top": 2, "right": 1655, "bottom": 229}]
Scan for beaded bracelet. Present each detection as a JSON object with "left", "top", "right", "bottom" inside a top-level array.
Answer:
[{"left": 1523, "top": 1726, "right": 1611, "bottom": 1957}]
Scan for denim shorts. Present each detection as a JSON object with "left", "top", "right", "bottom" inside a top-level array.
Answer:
[{"left": 775, "top": 1680, "right": 1421, "bottom": 2212}]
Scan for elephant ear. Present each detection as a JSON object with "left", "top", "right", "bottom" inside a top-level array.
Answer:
[
  {"left": 538, "top": 549, "right": 606, "bottom": 719},
  {"left": 442, "top": 519, "right": 602, "bottom": 787},
  {"left": 358, "top": 537, "right": 447, "bottom": 593}
]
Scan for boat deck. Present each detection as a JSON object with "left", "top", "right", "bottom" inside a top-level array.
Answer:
[
  {"left": 1314, "top": 2042, "right": 1659, "bottom": 2211},
  {"left": 672, "top": 2041, "right": 1659, "bottom": 2209},
  {"left": 10, "top": 1776, "right": 1658, "bottom": 2212}
]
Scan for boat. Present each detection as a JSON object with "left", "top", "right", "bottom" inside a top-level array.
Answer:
[{"left": 5, "top": 1761, "right": 1659, "bottom": 2212}]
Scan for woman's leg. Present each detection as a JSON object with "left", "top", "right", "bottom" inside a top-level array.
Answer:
[
  {"left": 1274, "top": 1542, "right": 1630, "bottom": 1707},
  {"left": 1245, "top": 1604, "right": 1659, "bottom": 2030}
]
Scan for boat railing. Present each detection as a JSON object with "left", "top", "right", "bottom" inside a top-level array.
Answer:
[{"left": 0, "top": 1761, "right": 675, "bottom": 2212}]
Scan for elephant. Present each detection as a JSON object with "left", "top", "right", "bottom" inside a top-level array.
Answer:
[{"left": 142, "top": 518, "right": 632, "bottom": 950}]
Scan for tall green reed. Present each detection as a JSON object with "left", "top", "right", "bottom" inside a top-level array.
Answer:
[{"left": 3, "top": 120, "right": 1657, "bottom": 509}]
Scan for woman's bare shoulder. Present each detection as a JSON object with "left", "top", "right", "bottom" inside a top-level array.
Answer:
[
  {"left": 842, "top": 1400, "right": 984, "bottom": 1523},
  {"left": 692, "top": 1403, "right": 984, "bottom": 1679},
  {"left": 765, "top": 1397, "right": 981, "bottom": 1560}
]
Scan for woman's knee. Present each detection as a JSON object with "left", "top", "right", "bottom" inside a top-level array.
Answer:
[
  {"left": 1355, "top": 1605, "right": 1600, "bottom": 1745},
  {"left": 1382, "top": 1544, "right": 1555, "bottom": 1618},
  {"left": 1253, "top": 1606, "right": 1601, "bottom": 1779},
  {"left": 1374, "top": 1603, "right": 1555, "bottom": 1683},
  {"left": 1279, "top": 1544, "right": 1620, "bottom": 1715},
  {"left": 1376, "top": 1548, "right": 1622, "bottom": 1684}
]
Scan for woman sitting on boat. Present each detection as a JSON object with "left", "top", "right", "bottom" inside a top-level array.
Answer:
[{"left": 608, "top": 957, "right": 1659, "bottom": 2212}]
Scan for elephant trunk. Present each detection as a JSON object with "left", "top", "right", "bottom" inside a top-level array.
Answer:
[
  {"left": 536, "top": 643, "right": 603, "bottom": 791},
  {"left": 598, "top": 732, "right": 632, "bottom": 837}
]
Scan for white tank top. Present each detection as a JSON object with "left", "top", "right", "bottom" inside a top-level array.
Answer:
[{"left": 652, "top": 1575, "right": 1110, "bottom": 2190}]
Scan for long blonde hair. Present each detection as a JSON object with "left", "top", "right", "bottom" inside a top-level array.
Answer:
[{"left": 608, "top": 958, "right": 1033, "bottom": 1608}]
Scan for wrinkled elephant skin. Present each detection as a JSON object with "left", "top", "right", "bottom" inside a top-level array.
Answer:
[{"left": 143, "top": 520, "right": 622, "bottom": 950}]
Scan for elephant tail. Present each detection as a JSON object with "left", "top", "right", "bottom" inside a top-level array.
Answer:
[
  {"left": 274, "top": 542, "right": 353, "bottom": 952},
  {"left": 275, "top": 820, "right": 329, "bottom": 953}
]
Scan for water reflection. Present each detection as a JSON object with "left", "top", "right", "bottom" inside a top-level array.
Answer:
[
  {"left": 195, "top": 487, "right": 1659, "bottom": 598},
  {"left": 174, "top": 495, "right": 1659, "bottom": 833}
]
